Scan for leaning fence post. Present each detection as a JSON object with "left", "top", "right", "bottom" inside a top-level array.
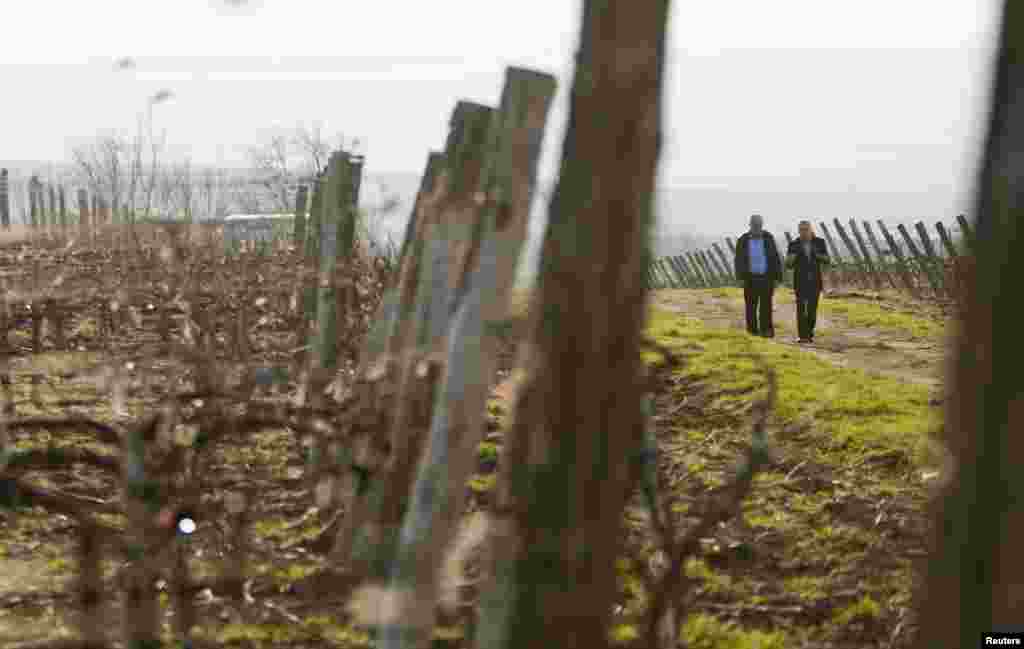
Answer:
[
  {"left": 832, "top": 218, "right": 872, "bottom": 289},
  {"left": 896, "top": 223, "right": 941, "bottom": 295},
  {"left": 658, "top": 262, "right": 673, "bottom": 288},
  {"left": 705, "top": 247, "right": 727, "bottom": 284},
  {"left": 0, "top": 168, "right": 9, "bottom": 229},
  {"left": 666, "top": 256, "right": 689, "bottom": 287},
  {"left": 58, "top": 185, "right": 67, "bottom": 231},
  {"left": 77, "top": 189, "right": 89, "bottom": 235},
  {"left": 660, "top": 259, "right": 681, "bottom": 288},
  {"left": 817, "top": 221, "right": 847, "bottom": 287},
  {"left": 955, "top": 213, "right": 975, "bottom": 252},
  {"left": 686, "top": 251, "right": 707, "bottom": 287},
  {"left": 863, "top": 220, "right": 907, "bottom": 293},
  {"left": 876, "top": 220, "right": 920, "bottom": 298},
  {"left": 935, "top": 221, "right": 959, "bottom": 260},
  {"left": 848, "top": 219, "right": 885, "bottom": 291},
  {"left": 701, "top": 250, "right": 720, "bottom": 286},
  {"left": 711, "top": 243, "right": 734, "bottom": 282},
  {"left": 47, "top": 183, "right": 57, "bottom": 230},
  {"left": 291, "top": 184, "right": 309, "bottom": 250},
  {"left": 914, "top": 221, "right": 947, "bottom": 295},
  {"left": 682, "top": 254, "right": 703, "bottom": 287}
]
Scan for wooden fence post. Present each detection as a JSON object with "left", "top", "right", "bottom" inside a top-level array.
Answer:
[
  {"left": 848, "top": 219, "right": 887, "bottom": 291},
  {"left": 77, "top": 190, "right": 89, "bottom": 235},
  {"left": 935, "top": 221, "right": 959, "bottom": 259},
  {"left": 0, "top": 169, "right": 9, "bottom": 229},
  {"left": 666, "top": 256, "right": 688, "bottom": 287},
  {"left": 914, "top": 221, "right": 948, "bottom": 296},
  {"left": 955, "top": 213, "right": 975, "bottom": 252},
  {"left": 711, "top": 242, "right": 734, "bottom": 283},
  {"left": 58, "top": 186, "right": 67, "bottom": 231},
  {"left": 875, "top": 220, "right": 920, "bottom": 298},
  {"left": 671, "top": 255, "right": 692, "bottom": 288},
  {"left": 662, "top": 259, "right": 682, "bottom": 288},
  {"left": 28, "top": 176, "right": 39, "bottom": 228},
  {"left": 698, "top": 249, "right": 719, "bottom": 286},
  {"left": 48, "top": 183, "right": 57, "bottom": 230},
  {"left": 832, "top": 218, "right": 874, "bottom": 289},
  {"left": 863, "top": 220, "right": 910, "bottom": 293},
  {"left": 686, "top": 251, "right": 707, "bottom": 287},
  {"left": 659, "top": 261, "right": 675, "bottom": 288},
  {"left": 817, "top": 221, "right": 847, "bottom": 287},
  {"left": 704, "top": 248, "right": 726, "bottom": 284},
  {"left": 291, "top": 184, "right": 308, "bottom": 250},
  {"left": 896, "top": 223, "right": 941, "bottom": 295}
]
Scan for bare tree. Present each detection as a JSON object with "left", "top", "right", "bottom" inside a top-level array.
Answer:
[{"left": 248, "top": 123, "right": 351, "bottom": 212}]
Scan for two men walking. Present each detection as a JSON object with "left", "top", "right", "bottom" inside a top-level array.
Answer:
[{"left": 734, "top": 214, "right": 830, "bottom": 343}]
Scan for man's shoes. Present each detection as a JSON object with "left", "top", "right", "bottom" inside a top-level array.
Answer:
[{"left": 797, "top": 337, "right": 809, "bottom": 344}]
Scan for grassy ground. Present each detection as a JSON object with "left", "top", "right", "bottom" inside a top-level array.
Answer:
[
  {"left": 0, "top": 281, "right": 947, "bottom": 648},
  {"left": 608, "top": 293, "right": 947, "bottom": 647}
]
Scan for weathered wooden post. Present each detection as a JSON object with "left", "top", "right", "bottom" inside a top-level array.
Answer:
[
  {"left": 955, "top": 213, "right": 975, "bottom": 252},
  {"left": 474, "top": 0, "right": 668, "bottom": 637},
  {"left": 669, "top": 257, "right": 688, "bottom": 287},
  {"left": 896, "top": 223, "right": 941, "bottom": 295},
  {"left": 58, "top": 186, "right": 67, "bottom": 231},
  {"left": 832, "top": 218, "right": 874, "bottom": 289},
  {"left": 311, "top": 155, "right": 349, "bottom": 375},
  {"left": 684, "top": 252, "right": 708, "bottom": 284},
  {"left": 291, "top": 184, "right": 308, "bottom": 250},
  {"left": 48, "top": 183, "right": 57, "bottom": 230},
  {"left": 304, "top": 172, "right": 324, "bottom": 259},
  {"left": 816, "top": 221, "right": 846, "bottom": 284},
  {"left": 28, "top": 176, "right": 40, "bottom": 229},
  {"left": 77, "top": 189, "right": 90, "bottom": 236},
  {"left": 655, "top": 259, "right": 676, "bottom": 288},
  {"left": 668, "top": 256, "right": 691, "bottom": 287},
  {"left": 874, "top": 220, "right": 920, "bottom": 297},
  {"left": 686, "top": 251, "right": 707, "bottom": 287},
  {"left": 0, "top": 169, "right": 9, "bottom": 229},
  {"left": 915, "top": 1, "right": 1024, "bottom": 641},
  {"left": 864, "top": 220, "right": 913, "bottom": 294},
  {"left": 331, "top": 101, "right": 496, "bottom": 584},
  {"left": 676, "top": 255, "right": 698, "bottom": 287},
  {"left": 703, "top": 248, "right": 726, "bottom": 285},
  {"left": 914, "top": 221, "right": 947, "bottom": 295},
  {"left": 849, "top": 219, "right": 888, "bottom": 290},
  {"left": 935, "top": 221, "right": 958, "bottom": 259},
  {"left": 712, "top": 242, "right": 734, "bottom": 282}
]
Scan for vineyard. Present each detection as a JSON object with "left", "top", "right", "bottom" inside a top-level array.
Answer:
[
  {"left": 649, "top": 215, "right": 973, "bottom": 301},
  {"left": 2, "top": 0, "right": 1022, "bottom": 645}
]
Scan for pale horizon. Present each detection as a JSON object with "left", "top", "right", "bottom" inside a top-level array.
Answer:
[{"left": 0, "top": 0, "right": 1004, "bottom": 241}]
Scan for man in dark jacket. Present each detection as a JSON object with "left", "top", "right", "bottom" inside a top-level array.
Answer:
[
  {"left": 785, "top": 220, "right": 831, "bottom": 343},
  {"left": 734, "top": 214, "right": 783, "bottom": 337}
]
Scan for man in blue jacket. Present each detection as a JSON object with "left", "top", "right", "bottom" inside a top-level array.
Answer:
[
  {"left": 734, "top": 214, "right": 783, "bottom": 337},
  {"left": 785, "top": 220, "right": 831, "bottom": 343}
]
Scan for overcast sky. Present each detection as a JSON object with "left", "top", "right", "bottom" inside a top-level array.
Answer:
[{"left": 0, "top": 0, "right": 1005, "bottom": 235}]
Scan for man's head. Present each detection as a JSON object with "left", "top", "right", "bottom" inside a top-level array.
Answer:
[
  {"left": 798, "top": 220, "right": 813, "bottom": 241},
  {"left": 749, "top": 214, "right": 764, "bottom": 235}
]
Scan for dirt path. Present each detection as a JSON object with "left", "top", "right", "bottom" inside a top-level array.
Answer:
[{"left": 651, "top": 288, "right": 948, "bottom": 391}]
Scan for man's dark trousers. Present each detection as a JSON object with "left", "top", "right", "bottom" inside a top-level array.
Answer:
[
  {"left": 796, "top": 289, "right": 820, "bottom": 340},
  {"left": 743, "top": 274, "right": 775, "bottom": 336}
]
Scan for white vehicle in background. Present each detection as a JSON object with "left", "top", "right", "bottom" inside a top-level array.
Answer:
[{"left": 222, "top": 212, "right": 294, "bottom": 246}]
